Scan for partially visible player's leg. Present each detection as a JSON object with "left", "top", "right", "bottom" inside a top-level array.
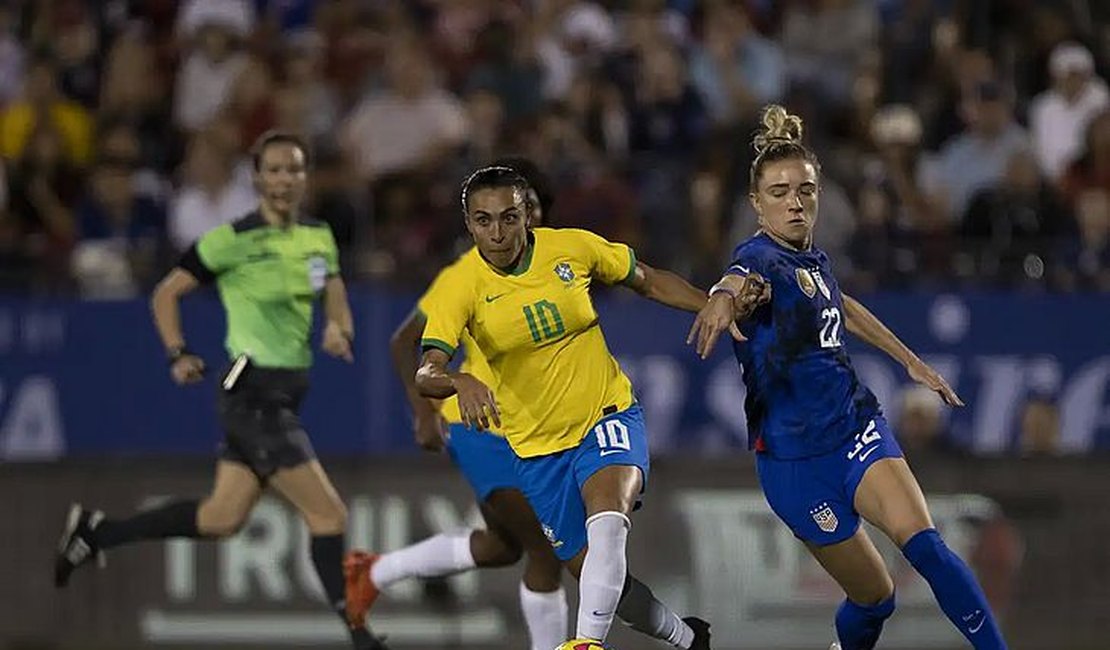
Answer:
[
  {"left": 855, "top": 457, "right": 1007, "bottom": 649},
  {"left": 271, "top": 460, "right": 388, "bottom": 649},
  {"left": 54, "top": 460, "right": 260, "bottom": 588},
  {"left": 484, "top": 487, "right": 568, "bottom": 650},
  {"left": 757, "top": 426, "right": 899, "bottom": 650},
  {"left": 806, "top": 529, "right": 896, "bottom": 650},
  {"left": 355, "top": 427, "right": 523, "bottom": 592}
]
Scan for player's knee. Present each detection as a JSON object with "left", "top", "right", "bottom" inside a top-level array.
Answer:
[
  {"left": 889, "top": 519, "right": 934, "bottom": 548},
  {"left": 854, "top": 573, "right": 895, "bottom": 606},
  {"left": 473, "top": 529, "right": 523, "bottom": 567},
  {"left": 199, "top": 507, "right": 251, "bottom": 537},
  {"left": 303, "top": 500, "right": 348, "bottom": 535}
]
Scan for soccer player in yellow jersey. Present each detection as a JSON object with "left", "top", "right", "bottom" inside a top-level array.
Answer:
[
  {"left": 415, "top": 166, "right": 732, "bottom": 648},
  {"left": 344, "top": 159, "right": 568, "bottom": 649}
]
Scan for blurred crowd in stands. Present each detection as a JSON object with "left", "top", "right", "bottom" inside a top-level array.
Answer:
[{"left": 0, "top": 0, "right": 1107, "bottom": 297}]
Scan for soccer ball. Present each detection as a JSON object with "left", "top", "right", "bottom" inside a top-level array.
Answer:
[{"left": 555, "top": 641, "right": 613, "bottom": 650}]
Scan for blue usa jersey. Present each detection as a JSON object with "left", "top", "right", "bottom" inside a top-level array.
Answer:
[{"left": 728, "top": 232, "right": 879, "bottom": 459}]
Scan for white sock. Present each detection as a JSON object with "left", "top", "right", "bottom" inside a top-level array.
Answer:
[
  {"left": 575, "top": 511, "right": 630, "bottom": 641},
  {"left": 520, "top": 582, "right": 568, "bottom": 650},
  {"left": 617, "top": 575, "right": 695, "bottom": 648},
  {"left": 370, "top": 530, "right": 475, "bottom": 588}
]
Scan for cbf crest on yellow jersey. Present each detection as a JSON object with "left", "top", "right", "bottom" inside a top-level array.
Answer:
[
  {"left": 417, "top": 265, "right": 497, "bottom": 429},
  {"left": 421, "top": 228, "right": 637, "bottom": 458}
]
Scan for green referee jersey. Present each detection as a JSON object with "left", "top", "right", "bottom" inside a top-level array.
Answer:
[{"left": 182, "top": 211, "right": 340, "bottom": 369}]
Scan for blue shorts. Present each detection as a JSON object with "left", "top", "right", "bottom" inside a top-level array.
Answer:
[
  {"left": 446, "top": 424, "right": 520, "bottom": 501},
  {"left": 756, "top": 415, "right": 903, "bottom": 546},
  {"left": 514, "top": 405, "right": 650, "bottom": 561}
]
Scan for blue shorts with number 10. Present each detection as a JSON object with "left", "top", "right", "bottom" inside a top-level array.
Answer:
[
  {"left": 756, "top": 414, "right": 904, "bottom": 546},
  {"left": 514, "top": 404, "right": 650, "bottom": 561}
]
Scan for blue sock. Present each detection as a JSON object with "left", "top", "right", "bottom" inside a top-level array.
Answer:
[
  {"left": 901, "top": 529, "right": 1007, "bottom": 649},
  {"left": 836, "top": 593, "right": 895, "bottom": 650}
]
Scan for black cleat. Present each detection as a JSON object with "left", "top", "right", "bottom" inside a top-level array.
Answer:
[
  {"left": 54, "top": 503, "right": 105, "bottom": 588},
  {"left": 349, "top": 624, "right": 391, "bottom": 650},
  {"left": 685, "top": 616, "right": 712, "bottom": 650}
]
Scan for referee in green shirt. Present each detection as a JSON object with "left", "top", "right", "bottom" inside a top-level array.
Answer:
[{"left": 54, "top": 132, "right": 389, "bottom": 650}]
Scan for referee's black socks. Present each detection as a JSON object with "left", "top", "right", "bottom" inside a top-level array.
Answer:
[
  {"left": 311, "top": 534, "right": 351, "bottom": 618},
  {"left": 93, "top": 499, "right": 201, "bottom": 549}
]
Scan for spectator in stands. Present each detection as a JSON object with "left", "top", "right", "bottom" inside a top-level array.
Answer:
[
  {"left": 962, "top": 149, "right": 1073, "bottom": 287},
  {"left": 0, "top": 157, "right": 36, "bottom": 290},
  {"left": 849, "top": 105, "right": 947, "bottom": 290},
  {"left": 1018, "top": 394, "right": 1063, "bottom": 456},
  {"left": 688, "top": 3, "right": 785, "bottom": 127},
  {"left": 896, "top": 385, "right": 959, "bottom": 456},
  {"left": 99, "top": 26, "right": 176, "bottom": 174},
  {"left": 781, "top": 0, "right": 878, "bottom": 108},
  {"left": 0, "top": 5, "right": 26, "bottom": 107},
  {"left": 173, "top": 18, "right": 249, "bottom": 134},
  {"left": 465, "top": 18, "right": 545, "bottom": 121},
  {"left": 175, "top": 0, "right": 255, "bottom": 43},
  {"left": 1059, "top": 109, "right": 1110, "bottom": 201},
  {"left": 1029, "top": 42, "right": 1109, "bottom": 183},
  {"left": 72, "top": 156, "right": 167, "bottom": 298},
  {"left": 168, "top": 131, "right": 255, "bottom": 251},
  {"left": 1053, "top": 188, "right": 1110, "bottom": 291},
  {"left": 229, "top": 55, "right": 277, "bottom": 147},
  {"left": 925, "top": 79, "right": 1030, "bottom": 221},
  {"left": 5, "top": 124, "right": 82, "bottom": 286},
  {"left": 340, "top": 41, "right": 468, "bottom": 183},
  {"left": 0, "top": 53, "right": 93, "bottom": 166},
  {"left": 96, "top": 119, "right": 167, "bottom": 205},
  {"left": 536, "top": 1, "right": 617, "bottom": 101},
  {"left": 49, "top": 0, "right": 104, "bottom": 109},
  {"left": 273, "top": 35, "right": 338, "bottom": 146}
]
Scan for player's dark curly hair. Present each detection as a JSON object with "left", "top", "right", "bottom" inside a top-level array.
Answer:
[
  {"left": 492, "top": 156, "right": 555, "bottom": 216},
  {"left": 460, "top": 165, "right": 533, "bottom": 213},
  {"left": 749, "top": 104, "right": 820, "bottom": 187}
]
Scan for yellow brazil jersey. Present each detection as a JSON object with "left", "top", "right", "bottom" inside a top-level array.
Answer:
[
  {"left": 416, "top": 258, "right": 497, "bottom": 429},
  {"left": 421, "top": 228, "right": 638, "bottom": 458}
]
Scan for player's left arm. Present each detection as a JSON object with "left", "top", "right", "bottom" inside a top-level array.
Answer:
[
  {"left": 321, "top": 275, "right": 354, "bottom": 362},
  {"left": 320, "top": 227, "right": 354, "bottom": 362},
  {"left": 841, "top": 293, "right": 963, "bottom": 406},
  {"left": 623, "top": 261, "right": 707, "bottom": 312}
]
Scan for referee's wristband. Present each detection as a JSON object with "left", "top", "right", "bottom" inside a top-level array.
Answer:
[{"left": 167, "top": 345, "right": 193, "bottom": 365}]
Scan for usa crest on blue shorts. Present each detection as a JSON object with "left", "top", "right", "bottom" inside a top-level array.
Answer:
[{"left": 757, "top": 415, "right": 903, "bottom": 546}]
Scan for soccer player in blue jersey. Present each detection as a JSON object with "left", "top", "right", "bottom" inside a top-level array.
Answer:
[
  {"left": 687, "top": 105, "right": 1008, "bottom": 650},
  {"left": 345, "top": 159, "right": 569, "bottom": 649}
]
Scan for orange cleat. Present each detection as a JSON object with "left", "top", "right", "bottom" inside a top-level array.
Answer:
[{"left": 343, "top": 550, "right": 382, "bottom": 628}]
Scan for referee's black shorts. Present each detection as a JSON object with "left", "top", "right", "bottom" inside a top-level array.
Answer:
[{"left": 216, "top": 364, "right": 316, "bottom": 481}]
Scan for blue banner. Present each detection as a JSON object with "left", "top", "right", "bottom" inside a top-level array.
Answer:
[{"left": 0, "top": 290, "right": 1107, "bottom": 459}]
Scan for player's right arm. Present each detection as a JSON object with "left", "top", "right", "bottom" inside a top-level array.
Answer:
[
  {"left": 687, "top": 253, "right": 772, "bottom": 359},
  {"left": 416, "top": 349, "right": 500, "bottom": 431},
  {"left": 390, "top": 307, "right": 448, "bottom": 451},
  {"left": 152, "top": 225, "right": 236, "bottom": 385},
  {"left": 413, "top": 263, "right": 500, "bottom": 431}
]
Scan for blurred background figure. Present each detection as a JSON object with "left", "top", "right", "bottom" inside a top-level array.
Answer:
[
  {"left": 1018, "top": 394, "right": 1063, "bottom": 457},
  {"left": 895, "top": 385, "right": 956, "bottom": 456},
  {"left": 1029, "top": 42, "right": 1108, "bottom": 184}
]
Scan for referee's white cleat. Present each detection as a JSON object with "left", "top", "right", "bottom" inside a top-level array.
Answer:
[
  {"left": 829, "top": 643, "right": 842, "bottom": 650},
  {"left": 54, "top": 503, "right": 106, "bottom": 588}
]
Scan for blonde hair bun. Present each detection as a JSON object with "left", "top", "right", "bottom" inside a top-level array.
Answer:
[{"left": 753, "top": 104, "right": 804, "bottom": 156}]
